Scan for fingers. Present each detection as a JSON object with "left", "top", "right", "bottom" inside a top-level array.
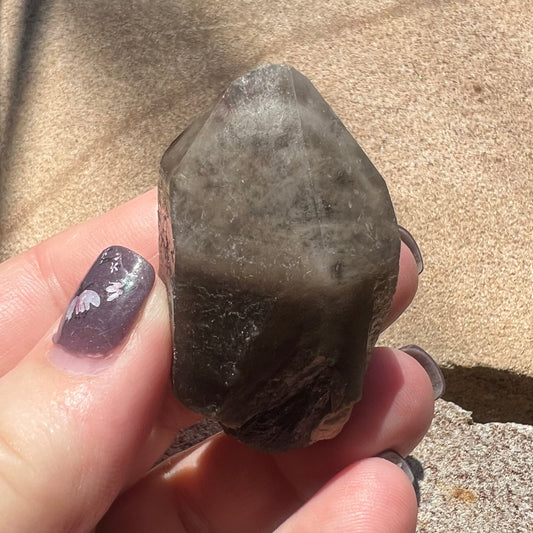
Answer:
[
  {"left": 98, "top": 434, "right": 301, "bottom": 533},
  {"left": 0, "top": 178, "right": 425, "bottom": 533},
  {"left": 98, "top": 444, "right": 417, "bottom": 533},
  {"left": 274, "top": 458, "right": 417, "bottom": 533},
  {"left": 273, "top": 347, "right": 434, "bottom": 499},
  {"left": 0, "top": 252, "right": 195, "bottom": 533},
  {"left": 0, "top": 189, "right": 157, "bottom": 374},
  {"left": 383, "top": 241, "right": 419, "bottom": 330},
  {"left": 97, "top": 347, "right": 433, "bottom": 532}
]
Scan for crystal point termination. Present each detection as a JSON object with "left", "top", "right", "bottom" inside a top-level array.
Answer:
[{"left": 158, "top": 64, "right": 400, "bottom": 453}]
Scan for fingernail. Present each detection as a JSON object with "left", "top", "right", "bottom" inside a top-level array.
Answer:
[
  {"left": 400, "top": 345, "right": 446, "bottom": 400},
  {"left": 398, "top": 226, "right": 424, "bottom": 274},
  {"left": 377, "top": 450, "right": 415, "bottom": 484},
  {"left": 53, "top": 246, "right": 155, "bottom": 356}
]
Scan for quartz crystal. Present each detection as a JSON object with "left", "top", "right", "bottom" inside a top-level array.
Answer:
[{"left": 158, "top": 64, "right": 400, "bottom": 453}]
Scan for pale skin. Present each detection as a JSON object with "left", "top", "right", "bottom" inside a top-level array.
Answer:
[{"left": 0, "top": 189, "right": 434, "bottom": 532}]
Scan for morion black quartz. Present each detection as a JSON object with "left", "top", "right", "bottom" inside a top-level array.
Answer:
[{"left": 158, "top": 64, "right": 401, "bottom": 453}]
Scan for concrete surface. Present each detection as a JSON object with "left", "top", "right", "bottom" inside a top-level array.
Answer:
[
  {"left": 1, "top": 0, "right": 532, "bottom": 530},
  {"left": 412, "top": 401, "right": 533, "bottom": 533}
]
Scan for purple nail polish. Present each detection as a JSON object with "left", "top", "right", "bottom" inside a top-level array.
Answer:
[
  {"left": 53, "top": 246, "right": 155, "bottom": 355},
  {"left": 398, "top": 226, "right": 424, "bottom": 274},
  {"left": 400, "top": 344, "right": 446, "bottom": 400},
  {"left": 377, "top": 450, "right": 415, "bottom": 484}
]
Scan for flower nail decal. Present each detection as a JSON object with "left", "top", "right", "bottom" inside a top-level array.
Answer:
[
  {"left": 65, "top": 289, "right": 101, "bottom": 320},
  {"left": 63, "top": 257, "right": 126, "bottom": 322},
  {"left": 100, "top": 248, "right": 123, "bottom": 274},
  {"left": 54, "top": 246, "right": 155, "bottom": 355},
  {"left": 105, "top": 281, "right": 124, "bottom": 302}
]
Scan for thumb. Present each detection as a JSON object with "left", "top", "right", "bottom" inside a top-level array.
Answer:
[{"left": 0, "top": 246, "right": 175, "bottom": 533}]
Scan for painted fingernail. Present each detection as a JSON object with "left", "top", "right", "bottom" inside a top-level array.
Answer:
[
  {"left": 377, "top": 450, "right": 415, "bottom": 484},
  {"left": 400, "top": 345, "right": 446, "bottom": 400},
  {"left": 398, "top": 226, "right": 424, "bottom": 274},
  {"left": 53, "top": 246, "right": 155, "bottom": 356}
]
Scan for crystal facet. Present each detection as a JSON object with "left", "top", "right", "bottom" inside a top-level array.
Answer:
[{"left": 158, "top": 64, "right": 400, "bottom": 453}]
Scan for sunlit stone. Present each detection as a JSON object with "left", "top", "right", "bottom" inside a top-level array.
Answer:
[{"left": 158, "top": 64, "right": 400, "bottom": 452}]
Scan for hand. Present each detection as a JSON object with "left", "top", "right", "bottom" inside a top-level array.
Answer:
[{"left": 0, "top": 189, "right": 437, "bottom": 532}]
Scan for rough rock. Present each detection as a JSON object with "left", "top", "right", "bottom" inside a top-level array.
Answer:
[
  {"left": 158, "top": 64, "right": 400, "bottom": 452},
  {"left": 413, "top": 401, "right": 533, "bottom": 532}
]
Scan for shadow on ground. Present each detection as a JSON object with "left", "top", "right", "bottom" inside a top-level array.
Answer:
[
  {"left": 1, "top": 0, "right": 49, "bottom": 229},
  {"left": 441, "top": 365, "right": 533, "bottom": 426}
]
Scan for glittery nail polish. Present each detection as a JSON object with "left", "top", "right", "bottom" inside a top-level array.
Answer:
[{"left": 53, "top": 246, "right": 155, "bottom": 355}]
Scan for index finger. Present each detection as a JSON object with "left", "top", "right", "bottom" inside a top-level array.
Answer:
[{"left": 0, "top": 189, "right": 157, "bottom": 374}]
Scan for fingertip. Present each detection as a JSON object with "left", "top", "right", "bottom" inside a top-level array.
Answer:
[
  {"left": 365, "top": 457, "right": 419, "bottom": 531},
  {"left": 400, "top": 345, "right": 445, "bottom": 400},
  {"left": 385, "top": 243, "right": 419, "bottom": 329},
  {"left": 387, "top": 349, "right": 435, "bottom": 453},
  {"left": 398, "top": 226, "right": 423, "bottom": 275},
  {"left": 339, "top": 347, "right": 434, "bottom": 458},
  {"left": 276, "top": 457, "right": 418, "bottom": 533}
]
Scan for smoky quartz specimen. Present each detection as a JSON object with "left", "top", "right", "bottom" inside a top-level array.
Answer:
[{"left": 159, "top": 64, "right": 400, "bottom": 453}]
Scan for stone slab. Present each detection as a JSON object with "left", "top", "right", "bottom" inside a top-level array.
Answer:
[{"left": 413, "top": 401, "right": 533, "bottom": 533}]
